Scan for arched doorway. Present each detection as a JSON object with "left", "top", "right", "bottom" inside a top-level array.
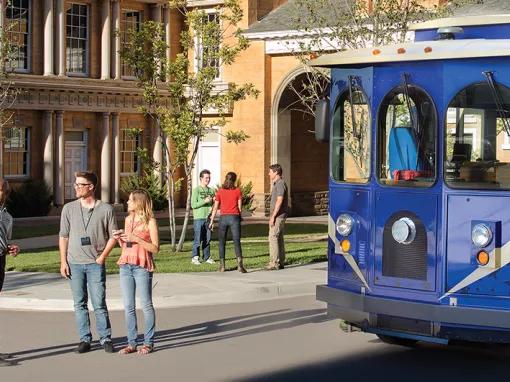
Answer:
[{"left": 272, "top": 69, "right": 329, "bottom": 216}]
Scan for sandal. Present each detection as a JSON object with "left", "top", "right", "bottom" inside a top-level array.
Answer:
[
  {"left": 118, "top": 345, "right": 137, "bottom": 355},
  {"left": 137, "top": 345, "right": 153, "bottom": 355}
]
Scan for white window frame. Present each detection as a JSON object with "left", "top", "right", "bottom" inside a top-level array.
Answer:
[
  {"left": 120, "top": 128, "right": 141, "bottom": 176},
  {"left": 6, "top": 0, "right": 31, "bottom": 73},
  {"left": 194, "top": 9, "right": 222, "bottom": 81},
  {"left": 120, "top": 8, "right": 142, "bottom": 80},
  {"left": 4, "top": 126, "right": 30, "bottom": 179},
  {"left": 66, "top": 3, "right": 89, "bottom": 77}
]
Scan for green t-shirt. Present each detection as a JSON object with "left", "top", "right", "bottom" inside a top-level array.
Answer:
[{"left": 191, "top": 186, "right": 215, "bottom": 219}]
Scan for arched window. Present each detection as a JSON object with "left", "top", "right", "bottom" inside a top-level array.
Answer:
[
  {"left": 331, "top": 88, "right": 371, "bottom": 183},
  {"left": 445, "top": 82, "right": 510, "bottom": 189},
  {"left": 378, "top": 86, "right": 437, "bottom": 187}
]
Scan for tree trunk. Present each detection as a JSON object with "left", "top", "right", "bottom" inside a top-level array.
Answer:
[
  {"left": 166, "top": 171, "right": 176, "bottom": 251},
  {"left": 176, "top": 172, "right": 193, "bottom": 251}
]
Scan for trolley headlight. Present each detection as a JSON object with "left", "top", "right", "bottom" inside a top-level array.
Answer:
[
  {"left": 336, "top": 214, "right": 354, "bottom": 236},
  {"left": 471, "top": 224, "right": 492, "bottom": 248}
]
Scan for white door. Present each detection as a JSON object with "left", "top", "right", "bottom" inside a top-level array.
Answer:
[
  {"left": 195, "top": 129, "right": 221, "bottom": 188},
  {"left": 65, "top": 131, "right": 88, "bottom": 200}
]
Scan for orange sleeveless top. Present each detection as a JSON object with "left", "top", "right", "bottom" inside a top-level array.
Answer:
[{"left": 117, "top": 219, "right": 155, "bottom": 272}]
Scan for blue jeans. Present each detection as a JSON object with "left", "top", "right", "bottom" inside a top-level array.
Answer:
[
  {"left": 218, "top": 214, "right": 242, "bottom": 260},
  {"left": 69, "top": 262, "right": 112, "bottom": 344},
  {"left": 192, "top": 218, "right": 211, "bottom": 260},
  {"left": 119, "top": 264, "right": 156, "bottom": 347}
]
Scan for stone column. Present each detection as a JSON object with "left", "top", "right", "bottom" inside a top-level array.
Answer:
[
  {"left": 152, "top": 119, "right": 163, "bottom": 183},
  {"left": 150, "top": 3, "right": 162, "bottom": 23},
  {"left": 112, "top": 112, "right": 120, "bottom": 204},
  {"left": 56, "top": 0, "right": 65, "bottom": 76},
  {"left": 112, "top": 0, "right": 121, "bottom": 80},
  {"left": 100, "top": 112, "right": 111, "bottom": 202},
  {"left": 43, "top": 0, "right": 54, "bottom": 76},
  {"left": 101, "top": 0, "right": 111, "bottom": 80},
  {"left": 163, "top": 5, "right": 171, "bottom": 81},
  {"left": 43, "top": 111, "right": 54, "bottom": 194},
  {"left": 55, "top": 111, "right": 65, "bottom": 205}
]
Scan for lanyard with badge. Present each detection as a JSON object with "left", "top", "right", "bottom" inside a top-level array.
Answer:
[{"left": 79, "top": 201, "right": 96, "bottom": 246}]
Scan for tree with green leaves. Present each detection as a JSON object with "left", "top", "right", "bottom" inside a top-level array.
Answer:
[
  {"left": 120, "top": 0, "right": 259, "bottom": 251},
  {"left": 286, "top": 0, "right": 482, "bottom": 115}
]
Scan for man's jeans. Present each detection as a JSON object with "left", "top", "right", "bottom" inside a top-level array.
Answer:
[
  {"left": 269, "top": 216, "right": 286, "bottom": 267},
  {"left": 218, "top": 214, "right": 242, "bottom": 260},
  {"left": 69, "top": 262, "right": 112, "bottom": 344},
  {"left": 192, "top": 218, "right": 211, "bottom": 260},
  {"left": 119, "top": 264, "right": 156, "bottom": 347}
]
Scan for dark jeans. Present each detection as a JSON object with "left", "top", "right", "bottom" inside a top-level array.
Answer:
[
  {"left": 192, "top": 218, "right": 211, "bottom": 260},
  {"left": 218, "top": 214, "right": 242, "bottom": 261},
  {"left": 0, "top": 254, "right": 5, "bottom": 293}
]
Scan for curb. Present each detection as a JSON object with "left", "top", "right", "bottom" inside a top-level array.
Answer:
[{"left": 0, "top": 280, "right": 320, "bottom": 312}]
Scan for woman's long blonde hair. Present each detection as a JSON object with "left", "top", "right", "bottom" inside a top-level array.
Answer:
[{"left": 130, "top": 189, "right": 154, "bottom": 227}]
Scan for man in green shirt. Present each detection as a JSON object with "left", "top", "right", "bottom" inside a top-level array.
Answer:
[{"left": 191, "top": 169, "right": 216, "bottom": 265}]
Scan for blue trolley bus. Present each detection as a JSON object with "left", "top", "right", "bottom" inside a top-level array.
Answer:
[{"left": 313, "top": 14, "right": 510, "bottom": 345}]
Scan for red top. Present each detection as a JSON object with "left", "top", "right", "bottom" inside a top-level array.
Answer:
[
  {"left": 117, "top": 219, "right": 155, "bottom": 272},
  {"left": 216, "top": 188, "right": 242, "bottom": 215}
]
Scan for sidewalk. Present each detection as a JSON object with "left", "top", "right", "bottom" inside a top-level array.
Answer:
[{"left": 0, "top": 262, "right": 327, "bottom": 312}]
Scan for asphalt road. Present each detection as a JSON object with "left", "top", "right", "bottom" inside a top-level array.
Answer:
[{"left": 1, "top": 296, "right": 509, "bottom": 382}]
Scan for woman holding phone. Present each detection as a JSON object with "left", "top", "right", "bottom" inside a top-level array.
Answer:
[{"left": 113, "top": 189, "right": 159, "bottom": 355}]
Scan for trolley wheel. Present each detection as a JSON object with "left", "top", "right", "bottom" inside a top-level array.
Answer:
[{"left": 376, "top": 334, "right": 418, "bottom": 347}]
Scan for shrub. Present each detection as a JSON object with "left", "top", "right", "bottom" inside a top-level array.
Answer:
[
  {"left": 7, "top": 179, "right": 52, "bottom": 217},
  {"left": 121, "top": 171, "right": 168, "bottom": 211}
]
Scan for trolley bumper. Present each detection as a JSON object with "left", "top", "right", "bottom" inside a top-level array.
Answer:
[{"left": 317, "top": 285, "right": 510, "bottom": 330}]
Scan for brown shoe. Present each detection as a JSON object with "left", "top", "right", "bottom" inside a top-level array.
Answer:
[
  {"left": 219, "top": 260, "right": 225, "bottom": 272},
  {"left": 237, "top": 257, "right": 247, "bottom": 273},
  {"left": 265, "top": 264, "right": 277, "bottom": 271}
]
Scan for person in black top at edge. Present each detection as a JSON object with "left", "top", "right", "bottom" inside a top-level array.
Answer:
[{"left": 0, "top": 178, "right": 21, "bottom": 367}]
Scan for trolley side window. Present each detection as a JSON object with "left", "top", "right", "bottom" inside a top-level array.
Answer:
[
  {"left": 445, "top": 82, "right": 510, "bottom": 190},
  {"left": 331, "top": 89, "right": 371, "bottom": 183},
  {"left": 378, "top": 86, "right": 437, "bottom": 187}
]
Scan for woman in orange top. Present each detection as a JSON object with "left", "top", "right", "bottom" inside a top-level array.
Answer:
[{"left": 113, "top": 189, "right": 159, "bottom": 355}]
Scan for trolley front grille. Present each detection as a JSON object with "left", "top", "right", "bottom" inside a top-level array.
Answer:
[{"left": 382, "top": 211, "right": 427, "bottom": 280}]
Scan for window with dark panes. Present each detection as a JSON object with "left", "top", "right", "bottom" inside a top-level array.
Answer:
[
  {"left": 4, "top": 126, "right": 29, "bottom": 177},
  {"left": 66, "top": 3, "right": 88, "bottom": 75},
  {"left": 378, "top": 86, "right": 437, "bottom": 187},
  {"left": 6, "top": 0, "right": 30, "bottom": 71}
]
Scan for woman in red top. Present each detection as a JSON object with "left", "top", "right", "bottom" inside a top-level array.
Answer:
[
  {"left": 113, "top": 189, "right": 159, "bottom": 355},
  {"left": 209, "top": 172, "right": 247, "bottom": 273}
]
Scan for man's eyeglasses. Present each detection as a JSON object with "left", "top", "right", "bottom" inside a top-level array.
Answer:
[{"left": 74, "top": 183, "right": 92, "bottom": 188}]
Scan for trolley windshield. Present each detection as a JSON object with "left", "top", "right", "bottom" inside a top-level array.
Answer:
[{"left": 445, "top": 82, "right": 510, "bottom": 190}]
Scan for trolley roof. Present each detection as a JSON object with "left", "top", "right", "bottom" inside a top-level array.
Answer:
[
  {"left": 409, "top": 14, "right": 510, "bottom": 30},
  {"left": 312, "top": 14, "right": 510, "bottom": 67},
  {"left": 311, "top": 38, "right": 510, "bottom": 67}
]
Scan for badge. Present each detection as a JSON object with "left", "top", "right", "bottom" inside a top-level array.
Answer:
[{"left": 81, "top": 236, "right": 92, "bottom": 246}]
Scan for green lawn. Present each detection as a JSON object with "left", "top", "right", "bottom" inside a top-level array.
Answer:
[
  {"left": 12, "top": 216, "right": 185, "bottom": 240},
  {"left": 7, "top": 223, "right": 327, "bottom": 273}
]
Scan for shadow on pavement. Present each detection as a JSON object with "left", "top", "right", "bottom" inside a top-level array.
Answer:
[
  {"left": 149, "top": 308, "right": 328, "bottom": 353},
  {"left": 7, "top": 308, "right": 329, "bottom": 364},
  {"left": 2, "top": 272, "right": 63, "bottom": 292},
  {"left": 240, "top": 341, "right": 510, "bottom": 382}
]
